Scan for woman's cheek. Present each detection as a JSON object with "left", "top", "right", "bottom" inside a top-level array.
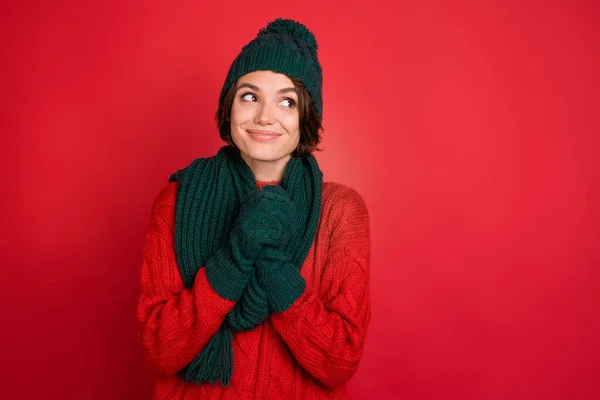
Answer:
[{"left": 283, "top": 113, "right": 300, "bottom": 136}]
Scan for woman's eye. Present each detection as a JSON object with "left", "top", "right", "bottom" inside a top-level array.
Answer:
[
  {"left": 241, "top": 93, "right": 257, "bottom": 102},
  {"left": 280, "top": 98, "right": 296, "bottom": 108}
]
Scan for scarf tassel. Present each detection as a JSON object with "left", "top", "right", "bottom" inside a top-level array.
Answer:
[{"left": 182, "top": 323, "right": 234, "bottom": 386}]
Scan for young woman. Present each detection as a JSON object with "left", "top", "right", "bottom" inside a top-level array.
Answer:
[{"left": 137, "top": 18, "right": 371, "bottom": 399}]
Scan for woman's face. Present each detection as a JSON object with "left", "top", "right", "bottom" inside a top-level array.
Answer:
[{"left": 230, "top": 70, "right": 300, "bottom": 167}]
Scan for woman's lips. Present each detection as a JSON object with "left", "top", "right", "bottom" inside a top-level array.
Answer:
[{"left": 246, "top": 129, "right": 282, "bottom": 142}]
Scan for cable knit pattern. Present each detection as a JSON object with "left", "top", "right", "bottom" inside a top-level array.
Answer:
[{"left": 137, "top": 180, "right": 370, "bottom": 399}]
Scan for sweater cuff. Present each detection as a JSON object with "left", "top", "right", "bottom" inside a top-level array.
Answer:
[{"left": 192, "top": 268, "right": 237, "bottom": 319}]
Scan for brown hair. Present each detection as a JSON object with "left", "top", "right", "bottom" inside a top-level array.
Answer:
[{"left": 215, "top": 77, "right": 323, "bottom": 157}]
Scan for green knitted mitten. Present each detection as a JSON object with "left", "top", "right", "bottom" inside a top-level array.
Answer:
[
  {"left": 205, "top": 186, "right": 295, "bottom": 301},
  {"left": 256, "top": 245, "right": 306, "bottom": 313}
]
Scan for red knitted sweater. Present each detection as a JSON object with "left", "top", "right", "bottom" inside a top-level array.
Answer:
[{"left": 137, "top": 180, "right": 371, "bottom": 399}]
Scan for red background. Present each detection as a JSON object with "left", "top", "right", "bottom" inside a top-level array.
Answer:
[{"left": 2, "top": 0, "right": 598, "bottom": 399}]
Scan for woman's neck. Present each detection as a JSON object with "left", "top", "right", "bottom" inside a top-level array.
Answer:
[{"left": 241, "top": 153, "right": 291, "bottom": 182}]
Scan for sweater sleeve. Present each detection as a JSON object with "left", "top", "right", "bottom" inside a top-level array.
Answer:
[
  {"left": 136, "top": 182, "right": 236, "bottom": 376},
  {"left": 270, "top": 185, "right": 371, "bottom": 389}
]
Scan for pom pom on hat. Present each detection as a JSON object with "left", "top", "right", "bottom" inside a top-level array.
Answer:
[{"left": 257, "top": 18, "right": 318, "bottom": 52}]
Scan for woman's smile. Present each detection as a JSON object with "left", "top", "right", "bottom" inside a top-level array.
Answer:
[{"left": 246, "top": 129, "right": 283, "bottom": 142}]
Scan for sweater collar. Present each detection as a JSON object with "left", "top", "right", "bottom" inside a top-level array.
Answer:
[{"left": 256, "top": 180, "right": 280, "bottom": 189}]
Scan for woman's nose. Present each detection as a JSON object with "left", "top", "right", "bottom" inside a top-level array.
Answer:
[{"left": 255, "top": 103, "right": 275, "bottom": 125}]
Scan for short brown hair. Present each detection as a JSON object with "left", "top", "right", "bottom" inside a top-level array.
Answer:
[{"left": 215, "top": 77, "right": 323, "bottom": 158}]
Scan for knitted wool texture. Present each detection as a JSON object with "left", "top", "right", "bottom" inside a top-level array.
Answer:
[
  {"left": 219, "top": 18, "right": 323, "bottom": 116},
  {"left": 168, "top": 146, "right": 322, "bottom": 386},
  {"left": 138, "top": 179, "right": 371, "bottom": 398}
]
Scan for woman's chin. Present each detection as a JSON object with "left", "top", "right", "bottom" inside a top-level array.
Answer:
[
  {"left": 240, "top": 144, "right": 295, "bottom": 163},
  {"left": 241, "top": 147, "right": 282, "bottom": 163}
]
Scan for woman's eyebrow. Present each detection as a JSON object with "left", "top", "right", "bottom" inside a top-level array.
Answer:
[
  {"left": 278, "top": 87, "right": 296, "bottom": 95},
  {"left": 237, "top": 82, "right": 296, "bottom": 95},
  {"left": 237, "top": 82, "right": 260, "bottom": 91}
]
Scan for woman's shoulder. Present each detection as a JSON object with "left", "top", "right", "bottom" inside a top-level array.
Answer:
[
  {"left": 320, "top": 181, "right": 370, "bottom": 248},
  {"left": 151, "top": 181, "right": 178, "bottom": 212},
  {"left": 321, "top": 181, "right": 369, "bottom": 222},
  {"left": 322, "top": 181, "right": 367, "bottom": 207}
]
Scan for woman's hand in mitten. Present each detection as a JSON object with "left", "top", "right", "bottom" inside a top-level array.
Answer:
[
  {"left": 233, "top": 185, "right": 297, "bottom": 263},
  {"left": 255, "top": 244, "right": 306, "bottom": 313},
  {"left": 204, "top": 186, "right": 296, "bottom": 302}
]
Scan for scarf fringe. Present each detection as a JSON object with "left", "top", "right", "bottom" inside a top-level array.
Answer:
[{"left": 182, "top": 323, "right": 234, "bottom": 386}]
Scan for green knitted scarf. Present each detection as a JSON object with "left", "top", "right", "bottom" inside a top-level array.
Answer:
[{"left": 169, "top": 146, "right": 322, "bottom": 386}]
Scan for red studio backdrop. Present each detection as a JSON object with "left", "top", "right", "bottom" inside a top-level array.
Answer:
[{"left": 1, "top": 0, "right": 598, "bottom": 399}]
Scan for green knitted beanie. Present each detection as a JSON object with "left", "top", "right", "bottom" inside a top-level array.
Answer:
[{"left": 218, "top": 18, "right": 323, "bottom": 117}]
